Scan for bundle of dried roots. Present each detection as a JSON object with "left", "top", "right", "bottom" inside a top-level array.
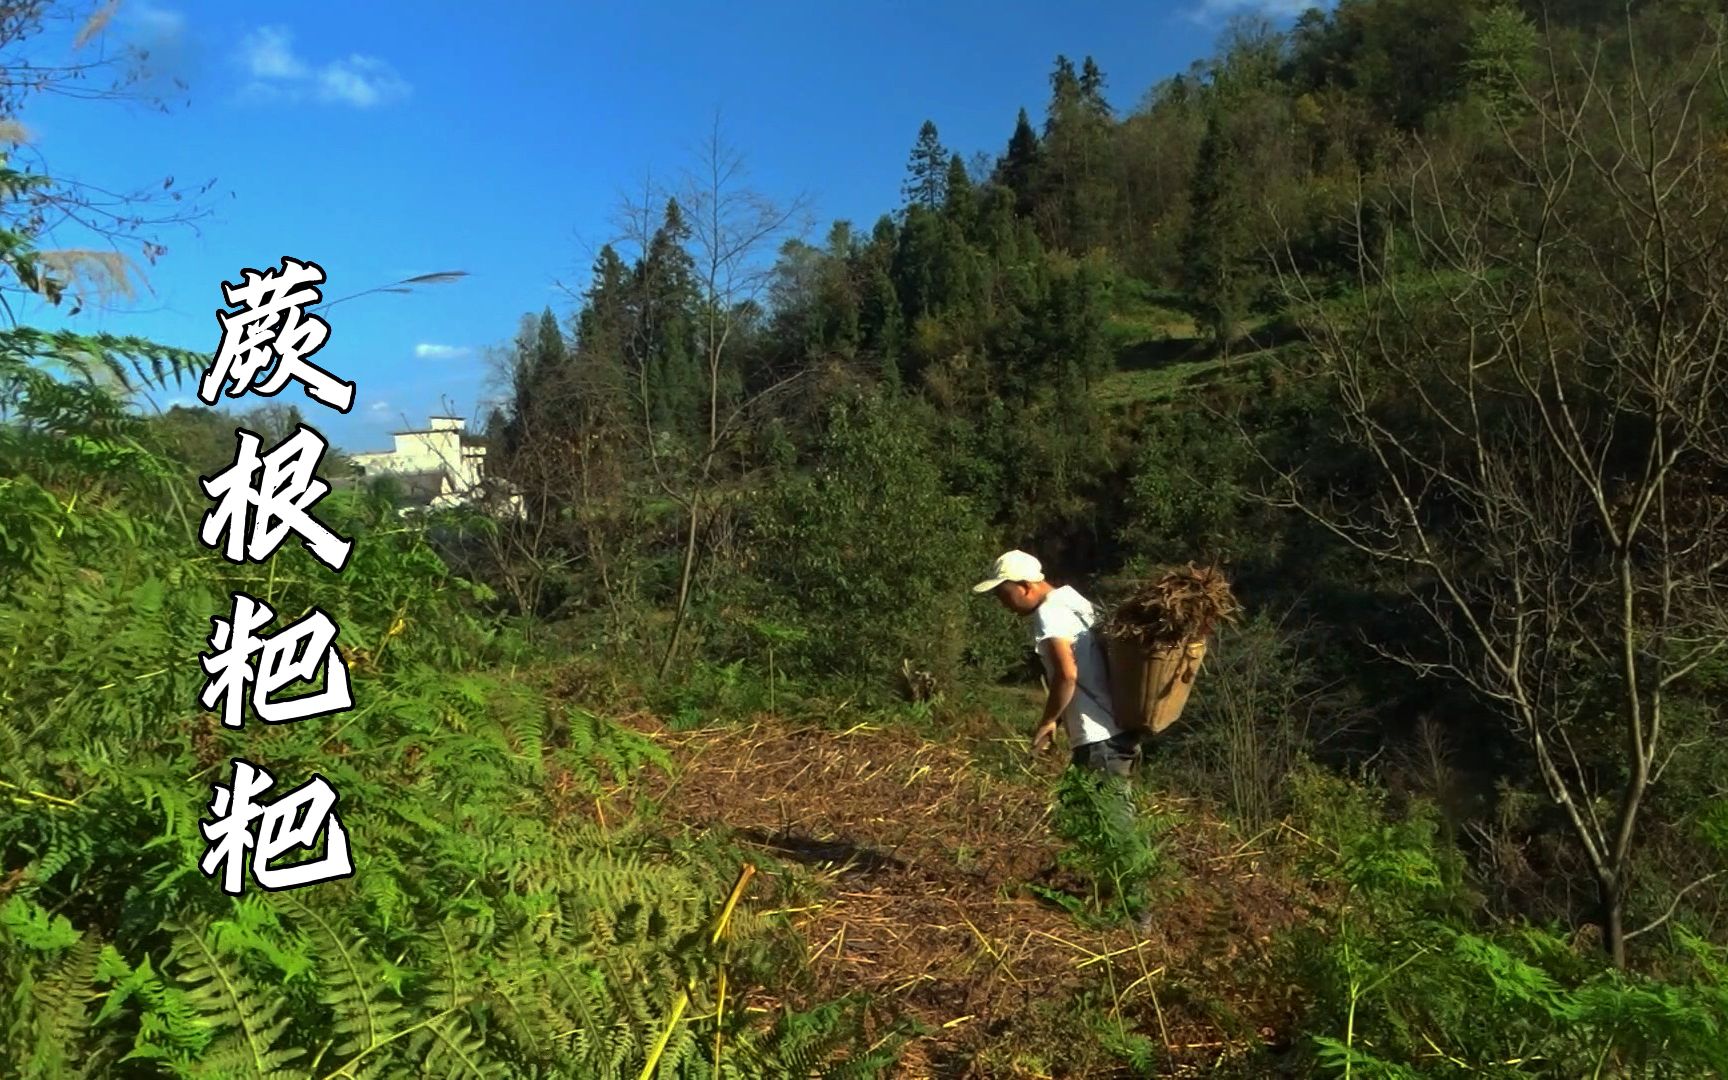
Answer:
[{"left": 1102, "top": 563, "right": 1241, "bottom": 650}]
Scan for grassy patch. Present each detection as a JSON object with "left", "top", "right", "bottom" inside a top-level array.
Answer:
[
  {"left": 1097, "top": 279, "right": 1295, "bottom": 409},
  {"left": 1095, "top": 349, "right": 1275, "bottom": 408}
]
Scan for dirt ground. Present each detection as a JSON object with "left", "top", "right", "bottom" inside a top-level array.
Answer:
[{"left": 617, "top": 708, "right": 1311, "bottom": 1078}]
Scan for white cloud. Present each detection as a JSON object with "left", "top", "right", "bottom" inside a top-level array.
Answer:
[
  {"left": 368, "top": 400, "right": 392, "bottom": 416},
  {"left": 415, "top": 343, "right": 473, "bottom": 360},
  {"left": 1187, "top": 0, "right": 1323, "bottom": 23},
  {"left": 128, "top": 2, "right": 187, "bottom": 38},
  {"left": 317, "top": 55, "right": 410, "bottom": 108},
  {"left": 106, "top": 3, "right": 193, "bottom": 95},
  {"left": 237, "top": 25, "right": 409, "bottom": 108},
  {"left": 240, "top": 26, "right": 307, "bottom": 80}
]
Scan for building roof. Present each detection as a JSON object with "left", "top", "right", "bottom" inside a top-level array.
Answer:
[{"left": 347, "top": 414, "right": 487, "bottom": 455}]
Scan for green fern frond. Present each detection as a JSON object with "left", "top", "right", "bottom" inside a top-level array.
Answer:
[
  {"left": 8, "top": 931, "right": 105, "bottom": 1077},
  {"left": 287, "top": 897, "right": 412, "bottom": 1064},
  {"left": 412, "top": 1014, "right": 491, "bottom": 1080},
  {"left": 0, "top": 326, "right": 207, "bottom": 394},
  {"left": 165, "top": 920, "right": 310, "bottom": 1080},
  {"left": 1312, "top": 1035, "right": 1423, "bottom": 1079},
  {"left": 558, "top": 708, "right": 672, "bottom": 794},
  {"left": 94, "top": 949, "right": 210, "bottom": 1063}
]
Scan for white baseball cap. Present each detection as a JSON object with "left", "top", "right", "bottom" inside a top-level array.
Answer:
[{"left": 972, "top": 549, "right": 1045, "bottom": 593}]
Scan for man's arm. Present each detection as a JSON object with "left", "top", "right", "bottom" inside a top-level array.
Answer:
[{"left": 1033, "top": 637, "right": 1078, "bottom": 753}]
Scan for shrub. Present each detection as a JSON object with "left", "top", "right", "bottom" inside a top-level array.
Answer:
[
  {"left": 1276, "top": 765, "right": 1728, "bottom": 1078},
  {"left": 741, "top": 390, "right": 1019, "bottom": 700}
]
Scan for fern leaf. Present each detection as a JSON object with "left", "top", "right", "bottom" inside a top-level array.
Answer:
[
  {"left": 414, "top": 1015, "right": 490, "bottom": 1080},
  {"left": 288, "top": 897, "right": 411, "bottom": 1063},
  {"left": 166, "top": 921, "right": 309, "bottom": 1079}
]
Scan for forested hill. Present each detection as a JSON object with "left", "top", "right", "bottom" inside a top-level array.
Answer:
[
  {"left": 486, "top": 0, "right": 1681, "bottom": 572},
  {"left": 472, "top": 0, "right": 1728, "bottom": 1059},
  {"left": 470, "top": 0, "right": 1725, "bottom": 641},
  {"left": 4, "top": 0, "right": 1727, "bottom": 1076}
]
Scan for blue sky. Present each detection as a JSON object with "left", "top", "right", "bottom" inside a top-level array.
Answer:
[{"left": 21, "top": 0, "right": 1313, "bottom": 454}]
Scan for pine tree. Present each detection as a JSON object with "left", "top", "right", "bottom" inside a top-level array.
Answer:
[
  {"left": 564, "top": 244, "right": 634, "bottom": 455},
  {"left": 1079, "top": 56, "right": 1113, "bottom": 121},
  {"left": 902, "top": 120, "right": 949, "bottom": 210},
  {"left": 870, "top": 212, "right": 899, "bottom": 252},
  {"left": 534, "top": 307, "right": 567, "bottom": 371},
  {"left": 892, "top": 204, "right": 943, "bottom": 325},
  {"left": 820, "top": 221, "right": 861, "bottom": 356},
  {"left": 1036, "top": 54, "right": 1118, "bottom": 253},
  {"left": 636, "top": 199, "right": 702, "bottom": 439},
  {"left": 862, "top": 265, "right": 903, "bottom": 389},
  {"left": 996, "top": 107, "right": 1042, "bottom": 218},
  {"left": 859, "top": 215, "right": 904, "bottom": 384},
  {"left": 533, "top": 306, "right": 570, "bottom": 431},
  {"left": 1044, "top": 56, "right": 1081, "bottom": 137},
  {"left": 1069, "top": 256, "right": 1111, "bottom": 388},
  {"left": 575, "top": 245, "right": 630, "bottom": 357},
  {"left": 1464, "top": 4, "right": 1539, "bottom": 116},
  {"left": 942, "top": 152, "right": 974, "bottom": 227},
  {"left": 1181, "top": 111, "right": 1255, "bottom": 350},
  {"left": 499, "top": 307, "right": 573, "bottom": 458}
]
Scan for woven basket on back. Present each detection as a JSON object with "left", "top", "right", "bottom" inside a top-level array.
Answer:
[{"left": 1107, "top": 637, "right": 1208, "bottom": 734}]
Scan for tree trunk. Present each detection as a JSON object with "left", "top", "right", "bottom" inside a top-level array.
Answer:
[
  {"left": 658, "top": 496, "right": 702, "bottom": 679},
  {"left": 1599, "top": 873, "right": 1627, "bottom": 970}
]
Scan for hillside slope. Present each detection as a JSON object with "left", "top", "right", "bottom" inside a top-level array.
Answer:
[{"left": 614, "top": 706, "right": 1313, "bottom": 1078}]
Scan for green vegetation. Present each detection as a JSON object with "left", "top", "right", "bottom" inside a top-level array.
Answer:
[
  {"left": 5, "top": 0, "right": 1728, "bottom": 1075},
  {"left": 1031, "top": 771, "right": 1181, "bottom": 928}
]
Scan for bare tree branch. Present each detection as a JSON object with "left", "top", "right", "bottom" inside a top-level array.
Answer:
[
  {"left": 1261, "top": 19, "right": 1728, "bottom": 967},
  {"left": 1625, "top": 870, "right": 1728, "bottom": 943}
]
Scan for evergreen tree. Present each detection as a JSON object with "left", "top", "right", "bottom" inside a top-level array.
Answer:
[
  {"left": 766, "top": 237, "right": 824, "bottom": 362},
  {"left": 891, "top": 204, "right": 946, "bottom": 372},
  {"left": 565, "top": 244, "right": 635, "bottom": 455},
  {"left": 1070, "top": 257, "right": 1111, "bottom": 388},
  {"left": 1043, "top": 56, "right": 1082, "bottom": 137},
  {"left": 575, "top": 245, "right": 631, "bottom": 357},
  {"left": 1035, "top": 54, "right": 1117, "bottom": 253},
  {"left": 766, "top": 234, "right": 857, "bottom": 368},
  {"left": 826, "top": 219, "right": 857, "bottom": 261},
  {"left": 942, "top": 152, "right": 975, "bottom": 227},
  {"left": 1079, "top": 56, "right": 1113, "bottom": 121},
  {"left": 861, "top": 265, "right": 903, "bottom": 389},
  {"left": 902, "top": 120, "right": 949, "bottom": 210},
  {"left": 635, "top": 199, "right": 703, "bottom": 440},
  {"left": 859, "top": 216, "right": 904, "bottom": 385},
  {"left": 534, "top": 306, "right": 568, "bottom": 373},
  {"left": 1181, "top": 110, "right": 1256, "bottom": 350},
  {"left": 499, "top": 306, "right": 573, "bottom": 459},
  {"left": 995, "top": 107, "right": 1042, "bottom": 217},
  {"left": 820, "top": 221, "right": 861, "bottom": 356},
  {"left": 1464, "top": 3, "right": 1539, "bottom": 116}
]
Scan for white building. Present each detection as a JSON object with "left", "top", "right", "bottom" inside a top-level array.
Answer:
[{"left": 348, "top": 415, "right": 489, "bottom": 511}]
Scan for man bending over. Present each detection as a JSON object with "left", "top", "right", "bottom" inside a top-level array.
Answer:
[{"left": 973, "top": 550, "right": 1139, "bottom": 776}]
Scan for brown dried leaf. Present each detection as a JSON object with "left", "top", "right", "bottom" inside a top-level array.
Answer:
[{"left": 1102, "top": 563, "right": 1241, "bottom": 649}]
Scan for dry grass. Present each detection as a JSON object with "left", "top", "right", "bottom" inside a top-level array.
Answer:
[
  {"left": 616, "top": 710, "right": 1307, "bottom": 1077},
  {"left": 73, "top": 1, "right": 121, "bottom": 50},
  {"left": 1103, "top": 564, "right": 1242, "bottom": 650},
  {"left": 36, "top": 249, "right": 140, "bottom": 308}
]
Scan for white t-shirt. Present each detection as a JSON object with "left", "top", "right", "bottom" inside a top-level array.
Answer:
[{"left": 1031, "top": 585, "right": 1120, "bottom": 749}]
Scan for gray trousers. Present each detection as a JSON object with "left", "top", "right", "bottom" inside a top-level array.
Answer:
[
  {"left": 1069, "top": 730, "right": 1142, "bottom": 777},
  {"left": 1069, "top": 730, "right": 1142, "bottom": 842}
]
